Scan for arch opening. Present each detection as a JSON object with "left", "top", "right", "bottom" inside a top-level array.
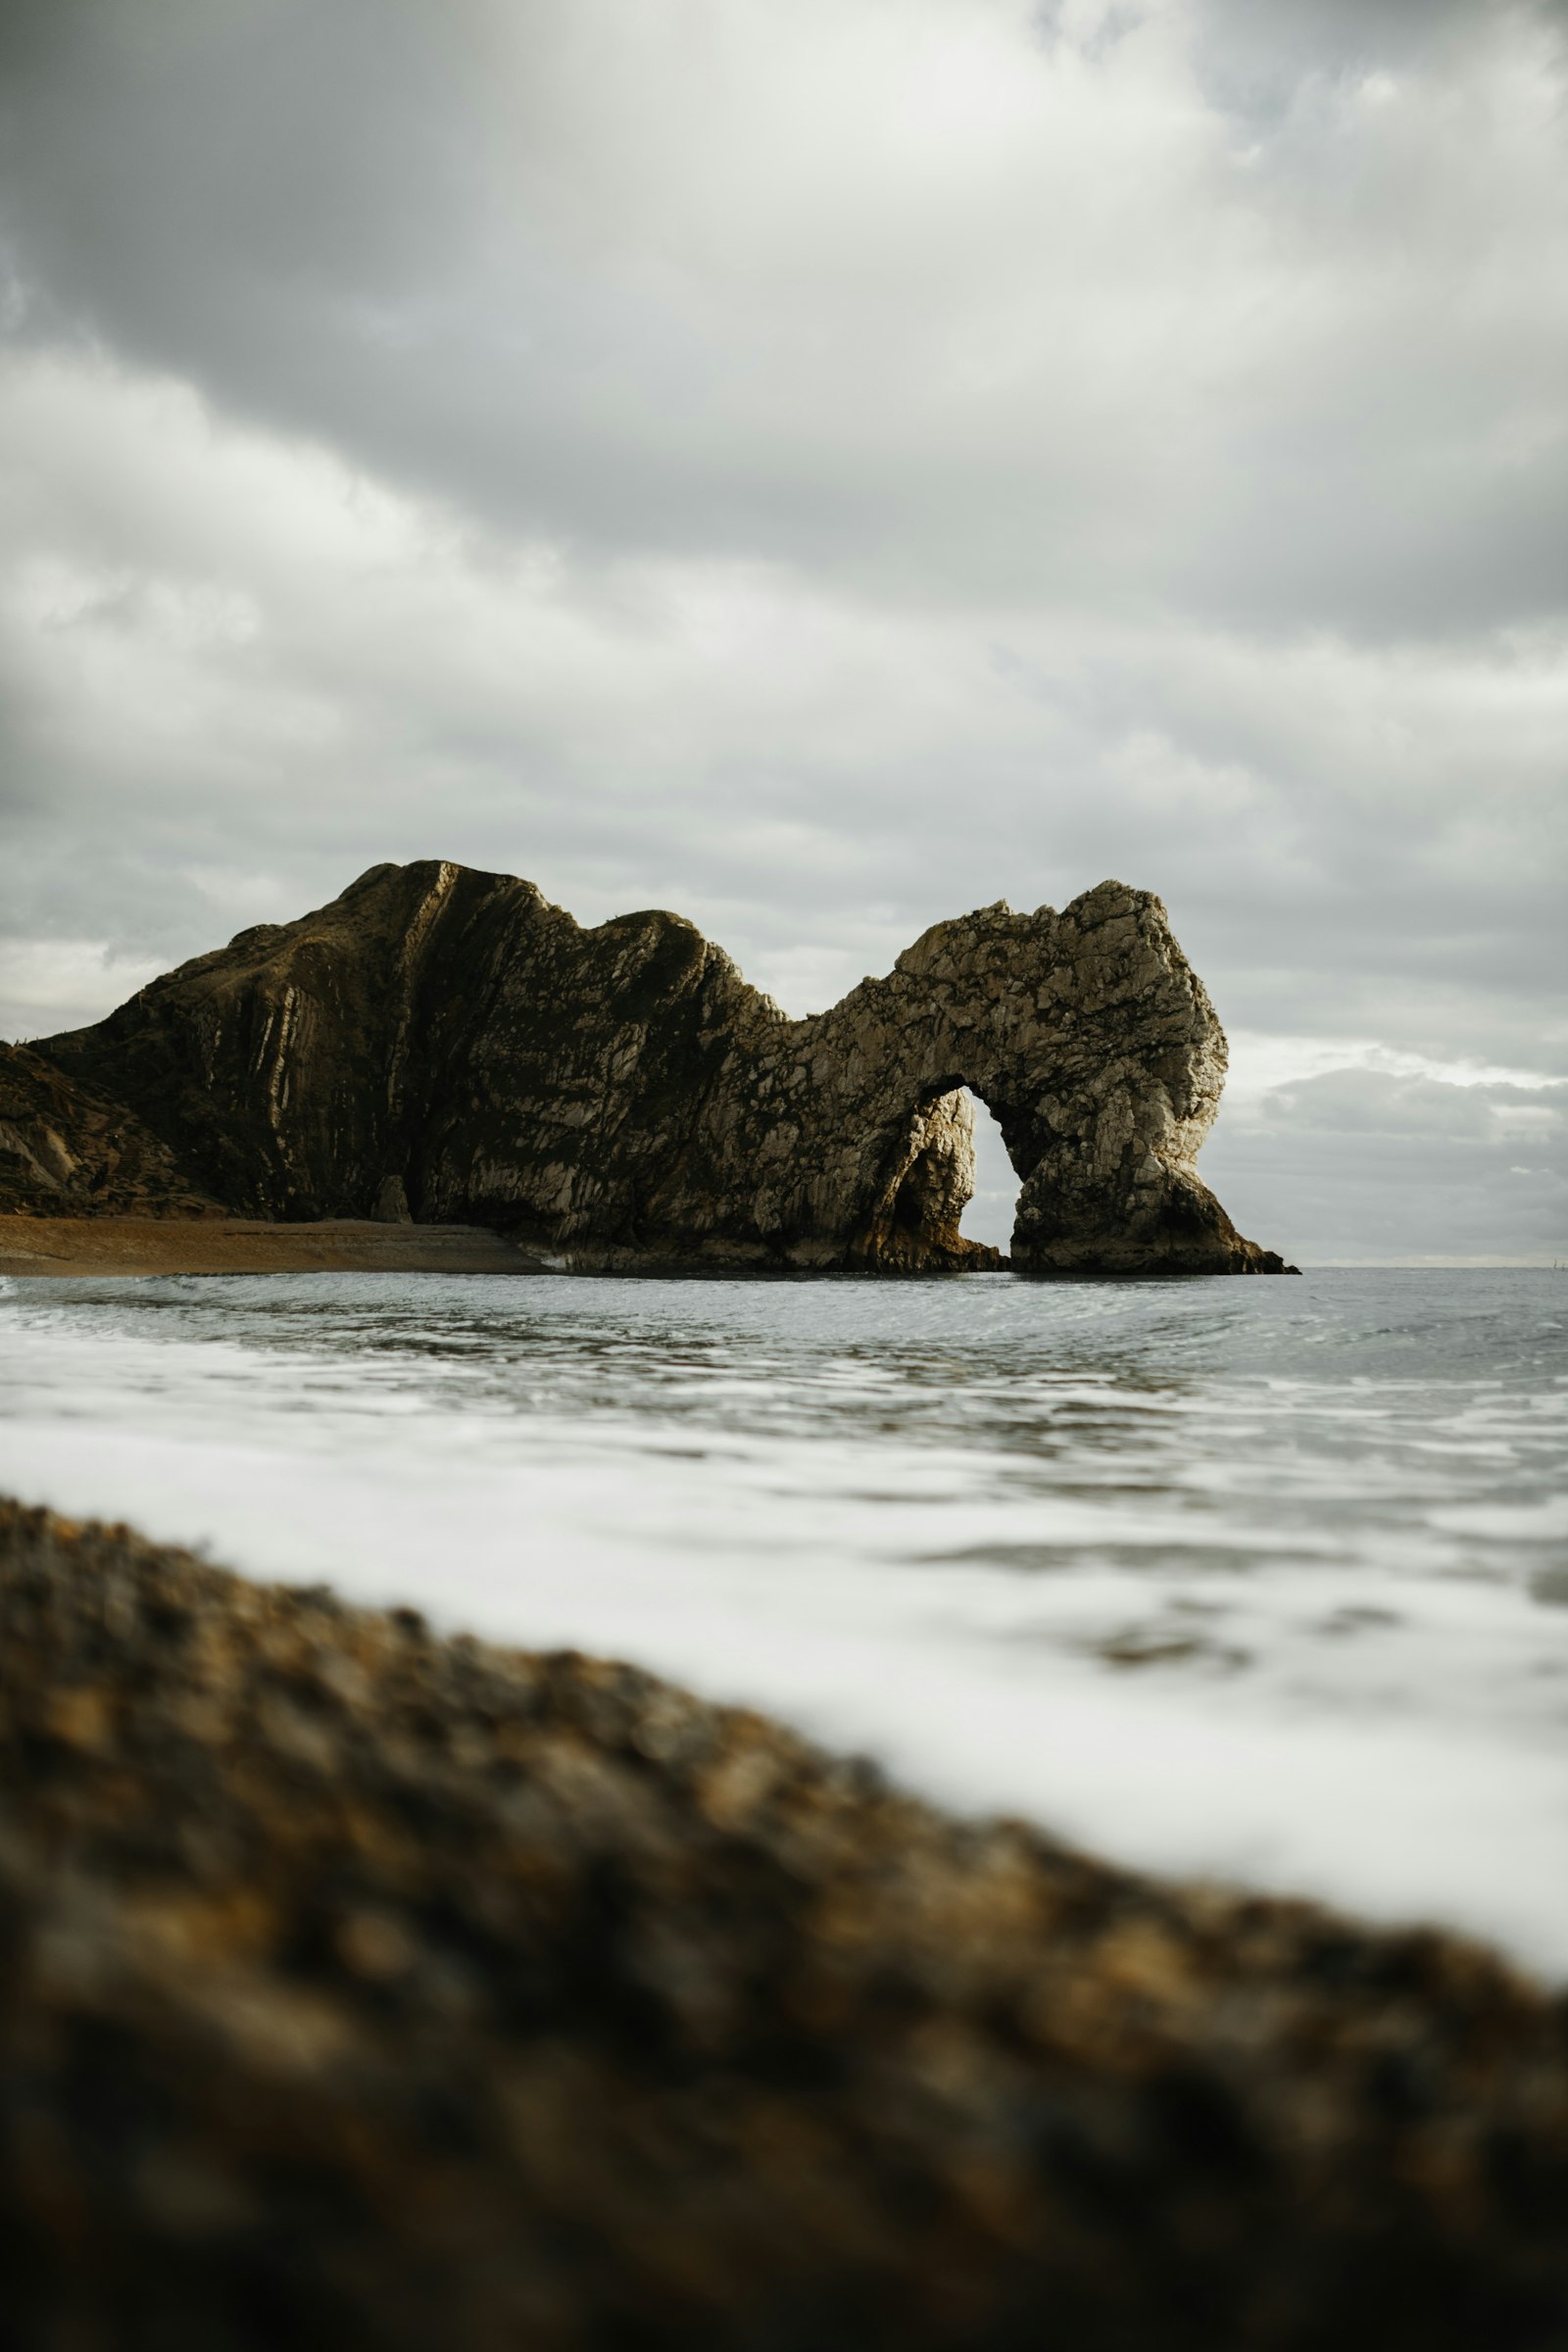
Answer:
[{"left": 958, "top": 1087, "right": 1022, "bottom": 1254}]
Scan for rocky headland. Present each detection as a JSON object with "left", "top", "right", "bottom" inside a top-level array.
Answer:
[
  {"left": 4, "top": 860, "right": 1293, "bottom": 1273},
  {"left": 1, "top": 1496, "right": 1564, "bottom": 2348}
]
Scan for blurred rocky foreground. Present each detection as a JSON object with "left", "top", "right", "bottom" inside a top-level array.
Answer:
[{"left": 1, "top": 1499, "right": 1564, "bottom": 2351}]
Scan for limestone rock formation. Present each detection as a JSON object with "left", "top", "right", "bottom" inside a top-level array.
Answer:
[
  {"left": 20, "top": 860, "right": 1292, "bottom": 1273},
  {"left": 0, "top": 1043, "right": 220, "bottom": 1220}
]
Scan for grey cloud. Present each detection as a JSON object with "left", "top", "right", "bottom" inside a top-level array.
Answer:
[
  {"left": 0, "top": 0, "right": 471, "bottom": 299},
  {"left": 1190, "top": 0, "right": 1565, "bottom": 122},
  {"left": 1197, "top": 0, "right": 1565, "bottom": 58},
  {"left": 1205, "top": 1069, "right": 1568, "bottom": 1260},
  {"left": 2, "top": 0, "right": 1564, "bottom": 635},
  {"left": 1205, "top": 1133, "right": 1567, "bottom": 1264},
  {"left": 1258, "top": 1070, "right": 1568, "bottom": 1141},
  {"left": 0, "top": 1, "right": 1562, "bottom": 1260}
]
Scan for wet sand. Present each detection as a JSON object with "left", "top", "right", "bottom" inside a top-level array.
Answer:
[
  {"left": 0, "top": 1214, "right": 538, "bottom": 1278},
  {"left": 2, "top": 1496, "right": 1566, "bottom": 2349}
]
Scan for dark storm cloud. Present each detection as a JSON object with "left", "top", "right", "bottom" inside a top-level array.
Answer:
[{"left": 0, "top": 0, "right": 1563, "bottom": 1258}]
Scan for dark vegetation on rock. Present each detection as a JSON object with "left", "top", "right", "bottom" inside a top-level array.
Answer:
[
  {"left": 1, "top": 1499, "right": 1565, "bottom": 2350},
  {"left": 7, "top": 860, "right": 1293, "bottom": 1272}
]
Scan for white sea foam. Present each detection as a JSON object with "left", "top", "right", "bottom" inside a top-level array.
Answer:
[{"left": 2, "top": 1268, "right": 1565, "bottom": 1975}]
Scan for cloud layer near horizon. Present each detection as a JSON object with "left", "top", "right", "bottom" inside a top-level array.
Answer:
[{"left": 1, "top": 0, "right": 1564, "bottom": 1258}]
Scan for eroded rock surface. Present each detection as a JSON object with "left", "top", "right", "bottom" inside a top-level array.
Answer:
[
  {"left": 2, "top": 1499, "right": 1565, "bottom": 2350},
  {"left": 0, "top": 1043, "right": 220, "bottom": 1220},
  {"left": 22, "top": 860, "right": 1291, "bottom": 1271}
]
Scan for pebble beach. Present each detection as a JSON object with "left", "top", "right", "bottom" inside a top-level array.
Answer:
[{"left": 3, "top": 1495, "right": 1566, "bottom": 2349}]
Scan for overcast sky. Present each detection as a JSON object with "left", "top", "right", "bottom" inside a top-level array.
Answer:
[{"left": 1, "top": 0, "right": 1564, "bottom": 1259}]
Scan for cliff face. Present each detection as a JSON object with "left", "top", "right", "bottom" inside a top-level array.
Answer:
[
  {"left": 24, "top": 860, "right": 1291, "bottom": 1273},
  {"left": 0, "top": 1043, "right": 220, "bottom": 1220}
]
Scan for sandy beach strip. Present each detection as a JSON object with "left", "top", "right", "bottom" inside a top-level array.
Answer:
[{"left": 0, "top": 1214, "right": 540, "bottom": 1278}]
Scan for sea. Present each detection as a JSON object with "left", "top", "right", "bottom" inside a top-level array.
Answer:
[{"left": 3, "top": 1266, "right": 1566, "bottom": 1978}]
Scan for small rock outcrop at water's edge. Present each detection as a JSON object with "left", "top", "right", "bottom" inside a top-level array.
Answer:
[
  {"left": 9, "top": 860, "right": 1295, "bottom": 1271},
  {"left": 1, "top": 1498, "right": 1565, "bottom": 2349}
]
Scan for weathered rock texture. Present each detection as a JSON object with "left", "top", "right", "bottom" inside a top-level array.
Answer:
[
  {"left": 2, "top": 1498, "right": 1565, "bottom": 2350},
  {"left": 0, "top": 1044, "right": 220, "bottom": 1220},
  {"left": 21, "top": 860, "right": 1291, "bottom": 1272}
]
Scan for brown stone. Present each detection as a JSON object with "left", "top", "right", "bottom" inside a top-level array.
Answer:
[
  {"left": 1, "top": 1498, "right": 1563, "bottom": 2349},
  {"left": 18, "top": 861, "right": 1294, "bottom": 1272},
  {"left": 0, "top": 1041, "right": 221, "bottom": 1219}
]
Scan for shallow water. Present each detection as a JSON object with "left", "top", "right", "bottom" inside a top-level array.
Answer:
[{"left": 3, "top": 1267, "right": 1566, "bottom": 1973}]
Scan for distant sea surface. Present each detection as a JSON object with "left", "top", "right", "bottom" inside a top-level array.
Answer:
[{"left": 3, "top": 1267, "right": 1566, "bottom": 1975}]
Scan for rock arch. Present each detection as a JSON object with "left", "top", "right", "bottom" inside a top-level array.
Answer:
[
  {"left": 25, "top": 862, "right": 1292, "bottom": 1274},
  {"left": 684, "top": 880, "right": 1288, "bottom": 1274}
]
